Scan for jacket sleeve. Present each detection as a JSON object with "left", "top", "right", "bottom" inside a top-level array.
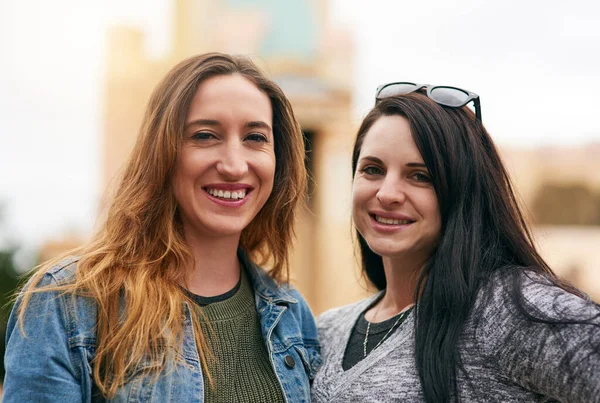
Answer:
[
  {"left": 288, "top": 288, "right": 323, "bottom": 378},
  {"left": 478, "top": 271, "right": 600, "bottom": 402},
  {"left": 3, "top": 273, "right": 86, "bottom": 402}
]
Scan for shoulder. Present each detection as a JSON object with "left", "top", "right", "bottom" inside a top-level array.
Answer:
[
  {"left": 20, "top": 256, "right": 97, "bottom": 330},
  {"left": 468, "top": 269, "right": 600, "bottom": 401},
  {"left": 317, "top": 301, "right": 361, "bottom": 326},
  {"left": 11, "top": 255, "right": 97, "bottom": 337},
  {"left": 282, "top": 286, "right": 315, "bottom": 323},
  {"left": 19, "top": 256, "right": 79, "bottom": 292},
  {"left": 317, "top": 295, "right": 378, "bottom": 341},
  {"left": 318, "top": 294, "right": 378, "bottom": 324},
  {"left": 477, "top": 268, "right": 594, "bottom": 317},
  {"left": 472, "top": 268, "right": 599, "bottom": 345},
  {"left": 45, "top": 256, "right": 80, "bottom": 283}
]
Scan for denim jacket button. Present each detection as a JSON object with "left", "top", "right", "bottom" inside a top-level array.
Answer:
[{"left": 284, "top": 355, "right": 295, "bottom": 369}]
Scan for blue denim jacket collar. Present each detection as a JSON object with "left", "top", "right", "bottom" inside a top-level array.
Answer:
[
  {"left": 50, "top": 253, "right": 299, "bottom": 305},
  {"left": 238, "top": 248, "right": 298, "bottom": 305}
]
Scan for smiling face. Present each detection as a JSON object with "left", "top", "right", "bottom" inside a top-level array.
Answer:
[
  {"left": 173, "top": 73, "right": 275, "bottom": 244},
  {"left": 352, "top": 114, "right": 441, "bottom": 267}
]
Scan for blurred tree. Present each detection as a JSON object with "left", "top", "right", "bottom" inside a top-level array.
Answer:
[
  {"left": 531, "top": 183, "right": 600, "bottom": 225},
  {"left": 0, "top": 204, "right": 26, "bottom": 382},
  {"left": 0, "top": 248, "right": 20, "bottom": 381}
]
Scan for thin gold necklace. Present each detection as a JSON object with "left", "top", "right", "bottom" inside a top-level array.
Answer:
[{"left": 363, "top": 303, "right": 413, "bottom": 358}]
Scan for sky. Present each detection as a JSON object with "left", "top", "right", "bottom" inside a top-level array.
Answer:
[{"left": 1, "top": 0, "right": 599, "bottom": 263}]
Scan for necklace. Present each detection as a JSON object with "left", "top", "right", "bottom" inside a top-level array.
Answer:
[{"left": 363, "top": 303, "right": 412, "bottom": 358}]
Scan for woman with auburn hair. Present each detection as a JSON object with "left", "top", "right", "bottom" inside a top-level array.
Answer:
[
  {"left": 311, "top": 83, "right": 600, "bottom": 402},
  {"left": 4, "top": 53, "right": 320, "bottom": 402}
]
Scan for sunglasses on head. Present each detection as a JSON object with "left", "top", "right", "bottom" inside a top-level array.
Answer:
[{"left": 375, "top": 82, "right": 482, "bottom": 121}]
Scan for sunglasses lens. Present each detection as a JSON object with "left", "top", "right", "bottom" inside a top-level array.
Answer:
[
  {"left": 377, "top": 83, "right": 419, "bottom": 99},
  {"left": 429, "top": 87, "right": 470, "bottom": 107}
]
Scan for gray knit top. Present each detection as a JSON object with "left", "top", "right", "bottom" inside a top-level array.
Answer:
[{"left": 311, "top": 271, "right": 600, "bottom": 402}]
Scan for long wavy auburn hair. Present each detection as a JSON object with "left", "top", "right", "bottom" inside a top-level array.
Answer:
[
  {"left": 16, "top": 53, "right": 307, "bottom": 397},
  {"left": 351, "top": 93, "right": 587, "bottom": 402}
]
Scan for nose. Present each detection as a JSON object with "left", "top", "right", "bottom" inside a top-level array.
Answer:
[
  {"left": 376, "top": 176, "right": 406, "bottom": 206},
  {"left": 216, "top": 141, "right": 248, "bottom": 180}
]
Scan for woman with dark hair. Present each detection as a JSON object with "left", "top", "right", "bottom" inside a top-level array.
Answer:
[
  {"left": 311, "top": 83, "right": 600, "bottom": 402},
  {"left": 4, "top": 53, "right": 320, "bottom": 402}
]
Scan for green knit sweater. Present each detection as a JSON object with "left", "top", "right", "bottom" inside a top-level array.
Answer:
[{"left": 190, "top": 268, "right": 285, "bottom": 403}]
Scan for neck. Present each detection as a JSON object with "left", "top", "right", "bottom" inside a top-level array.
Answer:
[
  {"left": 367, "top": 253, "right": 425, "bottom": 322},
  {"left": 182, "top": 224, "right": 242, "bottom": 297}
]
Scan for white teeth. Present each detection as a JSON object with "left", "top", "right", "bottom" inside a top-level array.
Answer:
[
  {"left": 375, "top": 216, "right": 411, "bottom": 225},
  {"left": 230, "top": 191, "right": 245, "bottom": 200},
  {"left": 207, "top": 188, "right": 247, "bottom": 200}
]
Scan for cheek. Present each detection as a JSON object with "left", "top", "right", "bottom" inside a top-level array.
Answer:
[
  {"left": 352, "top": 177, "right": 373, "bottom": 203},
  {"left": 255, "top": 152, "right": 276, "bottom": 190},
  {"left": 422, "top": 193, "right": 442, "bottom": 233},
  {"left": 174, "top": 150, "right": 198, "bottom": 179},
  {"left": 264, "top": 155, "right": 276, "bottom": 184},
  {"left": 173, "top": 159, "right": 194, "bottom": 190},
  {"left": 172, "top": 150, "right": 202, "bottom": 198},
  {"left": 351, "top": 182, "right": 368, "bottom": 221}
]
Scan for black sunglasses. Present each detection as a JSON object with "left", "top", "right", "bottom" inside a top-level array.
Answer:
[{"left": 375, "top": 82, "right": 481, "bottom": 121}]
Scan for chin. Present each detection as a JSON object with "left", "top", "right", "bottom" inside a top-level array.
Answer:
[
  {"left": 212, "top": 224, "right": 248, "bottom": 237},
  {"left": 362, "top": 238, "right": 404, "bottom": 257},
  {"left": 198, "top": 219, "right": 250, "bottom": 239}
]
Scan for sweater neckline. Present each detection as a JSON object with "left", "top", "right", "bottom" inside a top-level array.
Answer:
[
  {"left": 185, "top": 275, "right": 242, "bottom": 307},
  {"left": 193, "top": 267, "right": 255, "bottom": 322},
  {"left": 334, "top": 292, "right": 415, "bottom": 376},
  {"left": 314, "top": 294, "right": 415, "bottom": 401}
]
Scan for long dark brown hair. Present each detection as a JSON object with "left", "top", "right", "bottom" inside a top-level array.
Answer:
[{"left": 351, "top": 93, "right": 588, "bottom": 402}]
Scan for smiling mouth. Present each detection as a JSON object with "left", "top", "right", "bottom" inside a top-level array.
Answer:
[
  {"left": 205, "top": 187, "right": 249, "bottom": 201},
  {"left": 372, "top": 214, "right": 414, "bottom": 225}
]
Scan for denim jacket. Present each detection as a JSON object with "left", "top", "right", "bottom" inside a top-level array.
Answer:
[{"left": 3, "top": 251, "right": 322, "bottom": 402}]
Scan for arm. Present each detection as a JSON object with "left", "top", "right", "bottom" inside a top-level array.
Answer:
[
  {"left": 479, "top": 272, "right": 600, "bottom": 402},
  {"left": 3, "top": 273, "right": 85, "bottom": 402}
]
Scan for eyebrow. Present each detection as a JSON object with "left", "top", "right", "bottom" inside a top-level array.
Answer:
[
  {"left": 359, "top": 156, "right": 427, "bottom": 168},
  {"left": 245, "top": 120, "right": 272, "bottom": 131},
  {"left": 185, "top": 119, "right": 272, "bottom": 131},
  {"left": 185, "top": 119, "right": 220, "bottom": 130},
  {"left": 406, "top": 162, "right": 427, "bottom": 168},
  {"left": 360, "top": 156, "right": 384, "bottom": 165}
]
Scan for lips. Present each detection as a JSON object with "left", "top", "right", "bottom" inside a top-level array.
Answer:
[
  {"left": 205, "top": 187, "right": 247, "bottom": 200},
  {"left": 374, "top": 215, "right": 413, "bottom": 225},
  {"left": 370, "top": 213, "right": 415, "bottom": 226},
  {"left": 202, "top": 184, "right": 253, "bottom": 206}
]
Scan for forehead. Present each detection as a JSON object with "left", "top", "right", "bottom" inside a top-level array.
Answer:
[
  {"left": 359, "top": 115, "right": 423, "bottom": 162},
  {"left": 186, "top": 74, "right": 272, "bottom": 123}
]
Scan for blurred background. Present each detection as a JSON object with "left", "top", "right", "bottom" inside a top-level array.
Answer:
[{"left": 1, "top": 0, "right": 600, "bottom": 386}]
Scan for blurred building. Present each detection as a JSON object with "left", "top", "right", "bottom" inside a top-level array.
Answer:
[
  {"left": 40, "top": 1, "right": 600, "bottom": 313},
  {"left": 501, "top": 145, "right": 600, "bottom": 301}
]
